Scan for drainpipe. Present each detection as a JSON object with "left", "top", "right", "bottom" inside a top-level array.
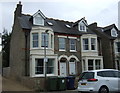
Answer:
[{"left": 25, "top": 31, "right": 28, "bottom": 76}]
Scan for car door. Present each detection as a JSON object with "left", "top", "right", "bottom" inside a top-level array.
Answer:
[{"left": 101, "top": 71, "right": 119, "bottom": 92}]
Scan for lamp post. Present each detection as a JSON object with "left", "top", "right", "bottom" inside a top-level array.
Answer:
[{"left": 44, "top": 30, "right": 49, "bottom": 91}]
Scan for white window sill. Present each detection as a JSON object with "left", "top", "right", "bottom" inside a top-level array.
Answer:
[
  {"left": 70, "top": 50, "right": 77, "bottom": 52},
  {"left": 31, "top": 74, "right": 56, "bottom": 77},
  {"left": 59, "top": 49, "right": 66, "bottom": 52}
]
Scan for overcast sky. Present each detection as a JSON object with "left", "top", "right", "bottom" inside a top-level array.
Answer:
[{"left": 0, "top": 0, "right": 119, "bottom": 51}]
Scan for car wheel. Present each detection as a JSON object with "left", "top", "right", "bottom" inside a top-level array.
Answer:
[{"left": 99, "top": 86, "right": 109, "bottom": 93}]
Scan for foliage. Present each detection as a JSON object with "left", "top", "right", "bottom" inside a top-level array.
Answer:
[{"left": 2, "top": 28, "right": 11, "bottom": 67}]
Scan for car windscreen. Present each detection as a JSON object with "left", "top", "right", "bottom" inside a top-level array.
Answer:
[{"left": 79, "top": 72, "right": 94, "bottom": 80}]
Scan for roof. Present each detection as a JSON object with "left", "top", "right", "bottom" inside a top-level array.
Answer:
[
  {"left": 89, "top": 23, "right": 119, "bottom": 39},
  {"left": 18, "top": 12, "right": 96, "bottom": 35}
]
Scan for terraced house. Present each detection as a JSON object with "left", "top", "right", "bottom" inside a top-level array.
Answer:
[
  {"left": 9, "top": 2, "right": 104, "bottom": 90},
  {"left": 89, "top": 23, "right": 120, "bottom": 70}
]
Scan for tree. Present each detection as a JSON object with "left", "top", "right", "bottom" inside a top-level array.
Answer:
[{"left": 2, "top": 28, "right": 11, "bottom": 67}]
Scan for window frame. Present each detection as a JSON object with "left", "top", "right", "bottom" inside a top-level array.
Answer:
[
  {"left": 83, "top": 38, "right": 89, "bottom": 50},
  {"left": 32, "top": 33, "right": 39, "bottom": 48},
  {"left": 59, "top": 37, "right": 66, "bottom": 51},
  {"left": 70, "top": 39, "right": 76, "bottom": 51},
  {"left": 41, "top": 32, "right": 49, "bottom": 48}
]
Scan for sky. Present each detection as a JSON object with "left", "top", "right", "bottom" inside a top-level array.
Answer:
[{"left": 0, "top": 0, "right": 119, "bottom": 51}]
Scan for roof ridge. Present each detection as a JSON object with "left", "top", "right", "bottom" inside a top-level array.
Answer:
[{"left": 47, "top": 17, "right": 73, "bottom": 23}]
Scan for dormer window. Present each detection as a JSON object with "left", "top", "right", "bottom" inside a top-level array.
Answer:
[
  {"left": 79, "top": 21, "right": 86, "bottom": 32},
  {"left": 33, "top": 10, "right": 45, "bottom": 26},
  {"left": 111, "top": 28, "right": 118, "bottom": 37},
  {"left": 80, "top": 25, "right": 85, "bottom": 31},
  {"left": 34, "top": 14, "right": 44, "bottom": 26}
]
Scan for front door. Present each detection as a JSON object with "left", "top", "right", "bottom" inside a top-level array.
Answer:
[
  {"left": 69, "top": 62, "right": 76, "bottom": 75},
  {"left": 60, "top": 63, "right": 67, "bottom": 76}
]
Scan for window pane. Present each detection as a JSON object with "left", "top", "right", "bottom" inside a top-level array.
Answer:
[
  {"left": 59, "top": 38, "right": 65, "bottom": 50},
  {"left": 95, "top": 60, "right": 101, "bottom": 69},
  {"left": 91, "top": 38, "right": 96, "bottom": 50},
  {"left": 83, "top": 38, "right": 89, "bottom": 50},
  {"left": 88, "top": 59, "right": 93, "bottom": 70},
  {"left": 70, "top": 39, "right": 76, "bottom": 50},
  {"left": 47, "top": 59, "right": 54, "bottom": 74},
  {"left": 80, "top": 72, "right": 94, "bottom": 79},
  {"left": 116, "top": 42, "right": 120, "bottom": 52},
  {"left": 35, "top": 59, "right": 44, "bottom": 74},
  {"left": 41, "top": 33, "right": 49, "bottom": 47},
  {"left": 32, "top": 33, "right": 38, "bottom": 48}
]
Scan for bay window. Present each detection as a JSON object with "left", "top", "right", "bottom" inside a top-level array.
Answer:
[{"left": 35, "top": 58, "right": 54, "bottom": 75}]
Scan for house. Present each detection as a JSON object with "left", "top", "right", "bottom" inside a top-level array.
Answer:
[
  {"left": 0, "top": 52, "right": 2, "bottom": 74},
  {"left": 89, "top": 23, "right": 120, "bottom": 70},
  {"left": 9, "top": 2, "right": 103, "bottom": 90}
]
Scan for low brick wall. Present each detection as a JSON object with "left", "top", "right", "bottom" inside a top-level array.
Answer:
[
  {"left": 21, "top": 76, "right": 45, "bottom": 91},
  {"left": 3, "top": 67, "right": 10, "bottom": 78}
]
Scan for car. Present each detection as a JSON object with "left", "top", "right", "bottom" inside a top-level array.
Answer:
[{"left": 77, "top": 69, "right": 120, "bottom": 93}]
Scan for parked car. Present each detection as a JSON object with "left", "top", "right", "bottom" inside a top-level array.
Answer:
[{"left": 77, "top": 69, "right": 120, "bottom": 93}]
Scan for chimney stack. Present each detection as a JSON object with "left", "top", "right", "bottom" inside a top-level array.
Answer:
[{"left": 14, "top": 1, "right": 22, "bottom": 18}]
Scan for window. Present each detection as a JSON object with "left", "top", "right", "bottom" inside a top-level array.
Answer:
[
  {"left": 116, "top": 60, "right": 120, "bottom": 70},
  {"left": 95, "top": 60, "right": 101, "bottom": 69},
  {"left": 32, "top": 33, "right": 38, "bottom": 48},
  {"left": 91, "top": 38, "right": 96, "bottom": 50},
  {"left": 35, "top": 58, "right": 54, "bottom": 75},
  {"left": 79, "top": 22, "right": 86, "bottom": 31},
  {"left": 97, "top": 71, "right": 120, "bottom": 78},
  {"left": 35, "top": 59, "right": 44, "bottom": 74},
  {"left": 70, "top": 39, "right": 76, "bottom": 51},
  {"left": 47, "top": 59, "right": 54, "bottom": 74},
  {"left": 83, "top": 38, "right": 89, "bottom": 50},
  {"left": 51, "top": 34, "right": 53, "bottom": 48},
  {"left": 111, "top": 29, "right": 117, "bottom": 37},
  {"left": 34, "top": 15, "right": 44, "bottom": 25},
  {"left": 80, "top": 72, "right": 94, "bottom": 79},
  {"left": 116, "top": 42, "right": 120, "bottom": 53},
  {"left": 88, "top": 59, "right": 94, "bottom": 70},
  {"left": 59, "top": 38, "right": 65, "bottom": 50},
  {"left": 41, "top": 33, "right": 49, "bottom": 47},
  {"left": 80, "top": 25, "right": 85, "bottom": 31}
]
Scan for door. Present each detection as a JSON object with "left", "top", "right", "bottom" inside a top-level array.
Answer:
[
  {"left": 69, "top": 62, "right": 76, "bottom": 75},
  {"left": 60, "top": 63, "right": 67, "bottom": 76}
]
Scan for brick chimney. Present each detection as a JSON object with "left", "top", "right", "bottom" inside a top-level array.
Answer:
[{"left": 14, "top": 1, "right": 22, "bottom": 18}]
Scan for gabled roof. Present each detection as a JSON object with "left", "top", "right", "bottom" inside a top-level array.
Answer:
[
  {"left": 88, "top": 23, "right": 119, "bottom": 39},
  {"left": 17, "top": 11, "right": 97, "bottom": 36},
  {"left": 18, "top": 14, "right": 32, "bottom": 30}
]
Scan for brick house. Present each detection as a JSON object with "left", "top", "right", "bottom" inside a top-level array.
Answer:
[
  {"left": 89, "top": 23, "right": 120, "bottom": 70},
  {"left": 9, "top": 2, "right": 103, "bottom": 90}
]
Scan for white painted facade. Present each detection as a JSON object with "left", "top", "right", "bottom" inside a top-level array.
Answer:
[
  {"left": 81, "top": 34, "right": 103, "bottom": 72},
  {"left": 30, "top": 26, "right": 58, "bottom": 77}
]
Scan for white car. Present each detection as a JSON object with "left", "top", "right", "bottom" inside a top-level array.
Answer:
[{"left": 77, "top": 69, "right": 120, "bottom": 93}]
